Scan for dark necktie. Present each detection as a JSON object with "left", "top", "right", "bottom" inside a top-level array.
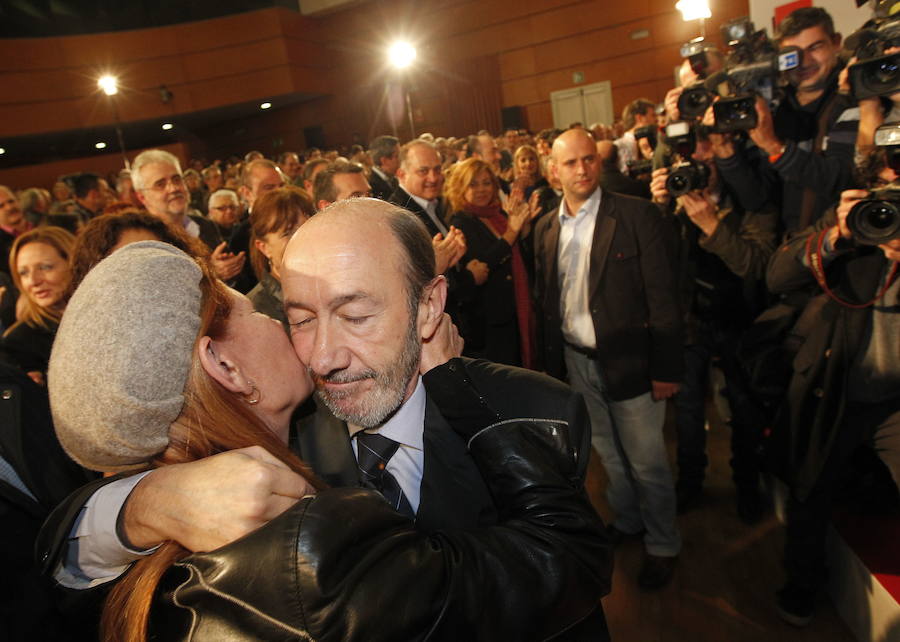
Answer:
[{"left": 355, "top": 431, "right": 414, "bottom": 517}]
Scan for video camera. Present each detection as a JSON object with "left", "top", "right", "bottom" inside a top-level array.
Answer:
[
  {"left": 706, "top": 17, "right": 800, "bottom": 132},
  {"left": 663, "top": 121, "right": 710, "bottom": 197},
  {"left": 847, "top": 13, "right": 900, "bottom": 100},
  {"left": 678, "top": 38, "right": 716, "bottom": 119},
  {"left": 848, "top": 123, "right": 900, "bottom": 244}
]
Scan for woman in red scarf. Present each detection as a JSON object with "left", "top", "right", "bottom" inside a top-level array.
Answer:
[{"left": 445, "top": 158, "right": 538, "bottom": 368}]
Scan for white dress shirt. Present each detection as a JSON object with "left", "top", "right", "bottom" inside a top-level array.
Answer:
[{"left": 557, "top": 187, "right": 602, "bottom": 349}]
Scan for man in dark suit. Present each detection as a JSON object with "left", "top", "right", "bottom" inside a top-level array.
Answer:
[
  {"left": 597, "top": 140, "right": 651, "bottom": 199},
  {"left": 39, "top": 197, "right": 610, "bottom": 639},
  {"left": 534, "top": 128, "right": 683, "bottom": 590},
  {"left": 367, "top": 135, "right": 400, "bottom": 201},
  {"left": 388, "top": 140, "right": 487, "bottom": 328}
]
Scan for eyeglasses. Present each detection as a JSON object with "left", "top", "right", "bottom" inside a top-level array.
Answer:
[{"left": 142, "top": 175, "right": 185, "bottom": 192}]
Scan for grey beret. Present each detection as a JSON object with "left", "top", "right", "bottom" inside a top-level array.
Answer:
[{"left": 49, "top": 240, "right": 203, "bottom": 472}]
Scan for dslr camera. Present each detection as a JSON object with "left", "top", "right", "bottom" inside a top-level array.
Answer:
[
  {"left": 678, "top": 38, "right": 716, "bottom": 119},
  {"left": 707, "top": 17, "right": 800, "bottom": 132},
  {"left": 847, "top": 123, "right": 900, "bottom": 244},
  {"left": 847, "top": 15, "right": 900, "bottom": 100},
  {"left": 664, "top": 121, "right": 710, "bottom": 197}
]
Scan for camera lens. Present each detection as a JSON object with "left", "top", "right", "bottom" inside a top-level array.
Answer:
[
  {"left": 874, "top": 59, "right": 898, "bottom": 86},
  {"left": 865, "top": 204, "right": 895, "bottom": 230},
  {"left": 848, "top": 197, "right": 900, "bottom": 245}
]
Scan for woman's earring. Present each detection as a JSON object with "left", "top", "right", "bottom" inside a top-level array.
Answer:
[{"left": 242, "top": 380, "right": 261, "bottom": 405}]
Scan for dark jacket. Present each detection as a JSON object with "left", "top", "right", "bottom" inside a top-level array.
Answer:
[
  {"left": 600, "top": 166, "right": 651, "bottom": 200},
  {"left": 0, "top": 364, "right": 97, "bottom": 641},
  {"left": 715, "top": 66, "right": 857, "bottom": 232},
  {"left": 247, "top": 272, "right": 287, "bottom": 332},
  {"left": 534, "top": 190, "right": 684, "bottom": 400},
  {"left": 766, "top": 211, "right": 893, "bottom": 500},
  {"left": 388, "top": 187, "right": 476, "bottom": 330},
  {"left": 449, "top": 210, "right": 528, "bottom": 366},
  {"left": 368, "top": 169, "right": 396, "bottom": 201},
  {"left": 0, "top": 320, "right": 57, "bottom": 379},
  {"left": 191, "top": 216, "right": 257, "bottom": 293},
  {"left": 669, "top": 192, "right": 780, "bottom": 344},
  {"left": 148, "top": 360, "right": 611, "bottom": 641}
]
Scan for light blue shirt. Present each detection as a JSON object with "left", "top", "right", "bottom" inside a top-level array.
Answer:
[
  {"left": 557, "top": 186, "right": 602, "bottom": 349},
  {"left": 351, "top": 376, "right": 426, "bottom": 514}
]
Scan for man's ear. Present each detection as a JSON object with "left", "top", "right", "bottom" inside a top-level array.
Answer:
[
  {"left": 417, "top": 275, "right": 448, "bottom": 340},
  {"left": 549, "top": 158, "right": 559, "bottom": 181},
  {"left": 135, "top": 189, "right": 148, "bottom": 208},
  {"left": 316, "top": 199, "right": 331, "bottom": 211},
  {"left": 197, "top": 336, "right": 251, "bottom": 395}
]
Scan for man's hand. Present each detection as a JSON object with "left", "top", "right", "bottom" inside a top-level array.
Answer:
[
  {"left": 466, "top": 259, "right": 489, "bottom": 285},
  {"left": 880, "top": 239, "right": 900, "bottom": 262},
  {"left": 832, "top": 188, "right": 869, "bottom": 246},
  {"left": 121, "top": 446, "right": 315, "bottom": 552},
  {"left": 701, "top": 104, "right": 735, "bottom": 159},
  {"left": 749, "top": 97, "right": 784, "bottom": 157},
  {"left": 210, "top": 242, "right": 246, "bottom": 282},
  {"left": 650, "top": 168, "right": 670, "bottom": 206},
  {"left": 679, "top": 190, "right": 720, "bottom": 237},
  {"left": 420, "top": 312, "right": 464, "bottom": 373},
  {"left": 664, "top": 86, "right": 684, "bottom": 122},
  {"left": 651, "top": 380, "right": 680, "bottom": 401}
]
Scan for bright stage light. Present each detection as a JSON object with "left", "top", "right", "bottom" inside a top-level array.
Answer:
[
  {"left": 388, "top": 41, "right": 416, "bottom": 69},
  {"left": 162, "top": 123, "right": 174, "bottom": 130},
  {"left": 98, "top": 75, "right": 119, "bottom": 96},
  {"left": 676, "top": 0, "right": 711, "bottom": 22},
  {"left": 95, "top": 142, "right": 107, "bottom": 149}
]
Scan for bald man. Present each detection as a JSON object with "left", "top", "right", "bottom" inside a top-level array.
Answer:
[{"left": 534, "top": 128, "right": 683, "bottom": 590}]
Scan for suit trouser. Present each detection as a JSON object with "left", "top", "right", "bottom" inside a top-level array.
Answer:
[{"left": 565, "top": 346, "right": 682, "bottom": 557}]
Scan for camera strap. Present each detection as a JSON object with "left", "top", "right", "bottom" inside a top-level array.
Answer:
[{"left": 805, "top": 225, "right": 899, "bottom": 308}]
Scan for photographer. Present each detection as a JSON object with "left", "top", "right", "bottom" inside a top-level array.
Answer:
[
  {"left": 766, "top": 147, "right": 900, "bottom": 625},
  {"left": 651, "top": 125, "right": 780, "bottom": 520},
  {"left": 714, "top": 7, "right": 858, "bottom": 232}
]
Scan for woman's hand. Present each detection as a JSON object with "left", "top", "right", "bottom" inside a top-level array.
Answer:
[{"left": 420, "top": 312, "right": 464, "bottom": 373}]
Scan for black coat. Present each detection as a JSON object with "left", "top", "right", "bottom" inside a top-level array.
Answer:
[
  {"left": 766, "top": 212, "right": 893, "bottom": 500},
  {"left": 0, "top": 320, "right": 57, "bottom": 379},
  {"left": 148, "top": 359, "right": 609, "bottom": 640},
  {"left": 534, "top": 189, "right": 684, "bottom": 400},
  {"left": 449, "top": 210, "right": 528, "bottom": 366},
  {"left": 368, "top": 169, "right": 396, "bottom": 201}
]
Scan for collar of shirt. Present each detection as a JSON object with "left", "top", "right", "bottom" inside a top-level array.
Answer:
[
  {"left": 183, "top": 216, "right": 200, "bottom": 238},
  {"left": 372, "top": 166, "right": 389, "bottom": 182},
  {"left": 406, "top": 190, "right": 438, "bottom": 216},
  {"left": 352, "top": 376, "right": 425, "bottom": 451},
  {"left": 558, "top": 186, "right": 602, "bottom": 224}
]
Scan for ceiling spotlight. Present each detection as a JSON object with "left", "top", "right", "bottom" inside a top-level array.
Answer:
[
  {"left": 675, "top": 0, "right": 711, "bottom": 22},
  {"left": 95, "top": 142, "right": 107, "bottom": 150},
  {"left": 98, "top": 75, "right": 118, "bottom": 96},
  {"left": 0, "top": 148, "right": 5, "bottom": 155},
  {"left": 162, "top": 123, "right": 174, "bottom": 130},
  {"left": 388, "top": 41, "right": 416, "bottom": 69},
  {"left": 260, "top": 102, "right": 272, "bottom": 110}
]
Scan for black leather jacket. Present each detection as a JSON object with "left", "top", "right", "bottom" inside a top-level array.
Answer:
[{"left": 149, "top": 362, "right": 611, "bottom": 641}]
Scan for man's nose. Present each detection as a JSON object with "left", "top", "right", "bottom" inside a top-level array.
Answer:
[{"left": 305, "top": 322, "right": 352, "bottom": 377}]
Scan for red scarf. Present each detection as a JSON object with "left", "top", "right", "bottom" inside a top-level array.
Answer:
[{"left": 469, "top": 203, "right": 536, "bottom": 369}]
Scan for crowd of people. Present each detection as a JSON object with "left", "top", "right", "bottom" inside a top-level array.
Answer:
[{"left": 2, "top": 4, "right": 900, "bottom": 640}]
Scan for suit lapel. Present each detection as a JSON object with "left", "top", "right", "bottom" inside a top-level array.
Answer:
[
  {"left": 542, "top": 211, "right": 562, "bottom": 304},
  {"left": 293, "top": 402, "right": 358, "bottom": 488},
  {"left": 588, "top": 194, "right": 616, "bottom": 304},
  {"left": 417, "top": 395, "right": 497, "bottom": 532}
]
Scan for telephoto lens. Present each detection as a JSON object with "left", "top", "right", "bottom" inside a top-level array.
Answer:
[
  {"left": 665, "top": 161, "right": 710, "bottom": 197},
  {"left": 847, "top": 187, "right": 900, "bottom": 245}
]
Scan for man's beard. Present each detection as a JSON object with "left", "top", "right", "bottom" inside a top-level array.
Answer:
[{"left": 311, "top": 319, "right": 421, "bottom": 428}]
